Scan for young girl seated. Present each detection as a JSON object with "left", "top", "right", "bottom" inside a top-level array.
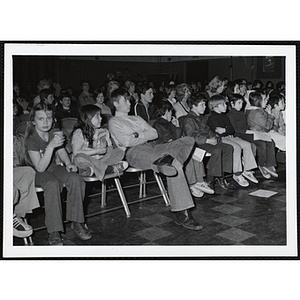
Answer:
[
  {"left": 93, "top": 88, "right": 112, "bottom": 116},
  {"left": 152, "top": 101, "right": 214, "bottom": 197},
  {"left": 71, "top": 104, "right": 128, "bottom": 180},
  {"left": 24, "top": 103, "right": 91, "bottom": 245},
  {"left": 207, "top": 95, "right": 258, "bottom": 187},
  {"left": 228, "top": 94, "right": 278, "bottom": 179},
  {"left": 245, "top": 92, "right": 279, "bottom": 178}
]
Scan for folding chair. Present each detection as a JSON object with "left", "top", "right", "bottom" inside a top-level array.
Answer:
[
  {"left": 125, "top": 167, "right": 170, "bottom": 206},
  {"left": 82, "top": 172, "right": 131, "bottom": 218}
]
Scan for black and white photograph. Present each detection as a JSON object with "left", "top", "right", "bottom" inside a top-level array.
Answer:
[
  {"left": 3, "top": 43, "right": 297, "bottom": 258},
  {"left": 1, "top": 1, "right": 300, "bottom": 298}
]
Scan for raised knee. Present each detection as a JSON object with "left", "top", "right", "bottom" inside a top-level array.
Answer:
[
  {"left": 44, "top": 177, "right": 61, "bottom": 190},
  {"left": 66, "top": 172, "right": 85, "bottom": 185}
]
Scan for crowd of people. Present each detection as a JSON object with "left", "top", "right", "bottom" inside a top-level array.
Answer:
[{"left": 12, "top": 74, "right": 286, "bottom": 245}]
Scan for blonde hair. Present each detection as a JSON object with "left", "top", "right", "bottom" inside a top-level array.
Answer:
[
  {"left": 208, "top": 94, "right": 226, "bottom": 111},
  {"left": 207, "top": 76, "right": 224, "bottom": 93}
]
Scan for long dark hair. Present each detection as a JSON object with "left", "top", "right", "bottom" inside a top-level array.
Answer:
[{"left": 72, "top": 104, "right": 101, "bottom": 147}]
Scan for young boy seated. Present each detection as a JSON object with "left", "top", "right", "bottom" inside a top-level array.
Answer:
[
  {"left": 227, "top": 93, "right": 278, "bottom": 179},
  {"left": 152, "top": 100, "right": 214, "bottom": 197},
  {"left": 268, "top": 93, "right": 286, "bottom": 136},
  {"left": 207, "top": 95, "right": 258, "bottom": 187},
  {"left": 182, "top": 93, "right": 234, "bottom": 190},
  {"left": 55, "top": 91, "right": 78, "bottom": 125},
  {"left": 108, "top": 88, "right": 202, "bottom": 231},
  {"left": 134, "top": 83, "right": 157, "bottom": 122}
]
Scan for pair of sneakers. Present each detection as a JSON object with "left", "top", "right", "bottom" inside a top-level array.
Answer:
[
  {"left": 233, "top": 170, "right": 259, "bottom": 187},
  {"left": 13, "top": 214, "right": 33, "bottom": 238},
  {"left": 259, "top": 166, "right": 278, "bottom": 179},
  {"left": 48, "top": 222, "right": 92, "bottom": 246},
  {"left": 190, "top": 184, "right": 204, "bottom": 198},
  {"left": 190, "top": 181, "right": 215, "bottom": 198}
]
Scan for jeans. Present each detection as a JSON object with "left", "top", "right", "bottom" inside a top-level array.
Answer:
[
  {"left": 253, "top": 140, "right": 277, "bottom": 167},
  {"left": 35, "top": 165, "right": 86, "bottom": 233},
  {"left": 221, "top": 136, "right": 257, "bottom": 173},
  {"left": 13, "top": 167, "right": 40, "bottom": 218},
  {"left": 73, "top": 146, "right": 125, "bottom": 181},
  {"left": 197, "top": 142, "right": 233, "bottom": 177},
  {"left": 125, "top": 137, "right": 195, "bottom": 212}
]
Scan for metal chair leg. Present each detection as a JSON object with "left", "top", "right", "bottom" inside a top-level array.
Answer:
[
  {"left": 22, "top": 218, "right": 34, "bottom": 246},
  {"left": 114, "top": 178, "right": 131, "bottom": 218},
  {"left": 138, "top": 171, "right": 143, "bottom": 198},
  {"left": 154, "top": 172, "right": 170, "bottom": 206},
  {"left": 141, "top": 171, "right": 146, "bottom": 198},
  {"left": 101, "top": 181, "right": 107, "bottom": 208}
]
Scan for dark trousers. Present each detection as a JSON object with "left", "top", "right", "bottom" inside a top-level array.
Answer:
[
  {"left": 253, "top": 140, "right": 277, "bottom": 167},
  {"left": 197, "top": 142, "right": 233, "bottom": 177},
  {"left": 35, "top": 165, "right": 86, "bottom": 233}
]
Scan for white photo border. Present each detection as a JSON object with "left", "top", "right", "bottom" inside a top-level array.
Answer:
[{"left": 3, "top": 43, "right": 297, "bottom": 258}]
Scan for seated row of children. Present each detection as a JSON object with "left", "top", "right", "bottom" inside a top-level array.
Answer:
[{"left": 13, "top": 84, "right": 285, "bottom": 245}]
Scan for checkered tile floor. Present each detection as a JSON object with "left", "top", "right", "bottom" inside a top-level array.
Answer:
[{"left": 14, "top": 165, "right": 286, "bottom": 246}]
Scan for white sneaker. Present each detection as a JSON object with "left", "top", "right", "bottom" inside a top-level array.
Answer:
[
  {"left": 13, "top": 214, "right": 33, "bottom": 238},
  {"left": 242, "top": 170, "right": 258, "bottom": 184},
  {"left": 190, "top": 185, "right": 204, "bottom": 198},
  {"left": 194, "top": 182, "right": 215, "bottom": 194},
  {"left": 259, "top": 166, "right": 271, "bottom": 179},
  {"left": 233, "top": 174, "right": 249, "bottom": 187},
  {"left": 264, "top": 166, "right": 278, "bottom": 178}
]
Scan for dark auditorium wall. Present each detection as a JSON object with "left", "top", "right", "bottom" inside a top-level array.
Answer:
[
  {"left": 13, "top": 56, "right": 285, "bottom": 97},
  {"left": 208, "top": 56, "right": 285, "bottom": 84},
  {"left": 58, "top": 57, "right": 186, "bottom": 93}
]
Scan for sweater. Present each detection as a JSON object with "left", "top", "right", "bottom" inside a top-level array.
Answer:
[
  {"left": 152, "top": 117, "right": 182, "bottom": 145},
  {"left": 207, "top": 111, "right": 235, "bottom": 137},
  {"left": 245, "top": 106, "right": 274, "bottom": 132},
  {"left": 108, "top": 113, "right": 158, "bottom": 151},
  {"left": 227, "top": 108, "right": 248, "bottom": 134},
  {"left": 182, "top": 111, "right": 216, "bottom": 146}
]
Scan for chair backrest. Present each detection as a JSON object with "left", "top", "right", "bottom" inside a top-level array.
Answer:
[
  {"left": 178, "top": 115, "right": 187, "bottom": 133},
  {"left": 60, "top": 117, "right": 78, "bottom": 154},
  {"left": 14, "top": 121, "right": 29, "bottom": 135},
  {"left": 101, "top": 114, "right": 112, "bottom": 126},
  {"left": 60, "top": 117, "right": 78, "bottom": 135},
  {"left": 19, "top": 113, "right": 30, "bottom": 123}
]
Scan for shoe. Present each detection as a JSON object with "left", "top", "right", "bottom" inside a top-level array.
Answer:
[
  {"left": 190, "top": 184, "right": 204, "bottom": 198},
  {"left": 215, "top": 177, "right": 228, "bottom": 190},
  {"left": 48, "top": 231, "right": 64, "bottom": 246},
  {"left": 175, "top": 210, "right": 202, "bottom": 231},
  {"left": 112, "top": 161, "right": 129, "bottom": 172},
  {"left": 264, "top": 166, "right": 278, "bottom": 178},
  {"left": 71, "top": 222, "right": 92, "bottom": 240},
  {"left": 233, "top": 174, "right": 249, "bottom": 187},
  {"left": 112, "top": 161, "right": 129, "bottom": 176},
  {"left": 78, "top": 167, "right": 94, "bottom": 177},
  {"left": 152, "top": 154, "right": 177, "bottom": 176},
  {"left": 106, "top": 161, "right": 129, "bottom": 177},
  {"left": 242, "top": 170, "right": 258, "bottom": 183},
  {"left": 194, "top": 181, "right": 215, "bottom": 194},
  {"left": 13, "top": 215, "right": 33, "bottom": 238},
  {"left": 259, "top": 166, "right": 271, "bottom": 179}
]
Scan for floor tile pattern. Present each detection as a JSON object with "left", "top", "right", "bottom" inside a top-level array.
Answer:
[{"left": 14, "top": 165, "right": 287, "bottom": 246}]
